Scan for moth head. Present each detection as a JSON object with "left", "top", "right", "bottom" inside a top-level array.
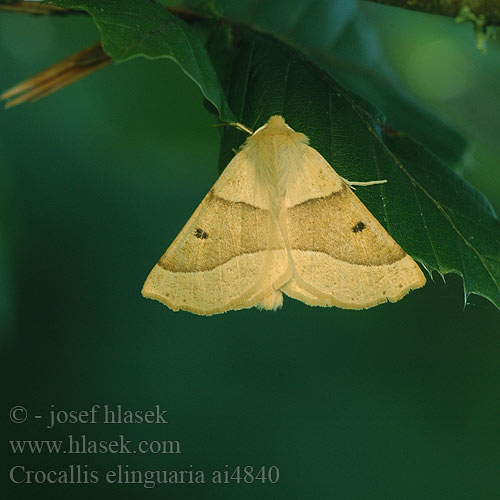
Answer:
[
  {"left": 251, "top": 115, "right": 309, "bottom": 145},
  {"left": 267, "top": 115, "right": 287, "bottom": 129}
]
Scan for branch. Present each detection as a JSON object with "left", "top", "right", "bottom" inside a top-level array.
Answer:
[
  {"left": 362, "top": 0, "right": 500, "bottom": 26},
  {"left": 0, "top": 0, "right": 83, "bottom": 15},
  {"left": 0, "top": 1, "right": 204, "bottom": 19}
]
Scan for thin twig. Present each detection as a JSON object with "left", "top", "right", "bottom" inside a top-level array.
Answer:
[
  {"left": 0, "top": 1, "right": 84, "bottom": 16},
  {"left": 0, "top": 1, "right": 204, "bottom": 18}
]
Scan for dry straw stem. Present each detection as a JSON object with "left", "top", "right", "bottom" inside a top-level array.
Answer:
[
  {"left": 363, "top": 0, "right": 500, "bottom": 26},
  {"left": 1, "top": 43, "right": 111, "bottom": 108},
  {"left": 0, "top": 2, "right": 201, "bottom": 107}
]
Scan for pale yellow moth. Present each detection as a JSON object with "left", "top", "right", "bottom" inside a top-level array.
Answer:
[{"left": 142, "top": 115, "right": 426, "bottom": 315}]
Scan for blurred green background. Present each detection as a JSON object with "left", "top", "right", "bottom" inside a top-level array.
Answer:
[{"left": 1, "top": 3, "right": 499, "bottom": 499}]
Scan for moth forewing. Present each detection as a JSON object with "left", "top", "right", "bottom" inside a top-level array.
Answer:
[{"left": 141, "top": 138, "right": 291, "bottom": 315}]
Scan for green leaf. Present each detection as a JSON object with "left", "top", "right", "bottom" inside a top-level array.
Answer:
[
  {"left": 183, "top": 0, "right": 223, "bottom": 19},
  {"left": 47, "top": 0, "right": 235, "bottom": 121},
  {"left": 213, "top": 30, "right": 500, "bottom": 309},
  {"left": 196, "top": 0, "right": 466, "bottom": 165}
]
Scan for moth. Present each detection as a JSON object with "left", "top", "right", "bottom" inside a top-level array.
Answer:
[{"left": 142, "top": 115, "right": 426, "bottom": 315}]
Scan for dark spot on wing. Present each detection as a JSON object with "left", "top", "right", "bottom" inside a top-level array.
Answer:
[
  {"left": 352, "top": 221, "right": 366, "bottom": 233},
  {"left": 194, "top": 228, "right": 208, "bottom": 239}
]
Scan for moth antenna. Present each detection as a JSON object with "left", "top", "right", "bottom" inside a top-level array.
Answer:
[
  {"left": 211, "top": 122, "right": 254, "bottom": 135},
  {"left": 341, "top": 177, "right": 387, "bottom": 188}
]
